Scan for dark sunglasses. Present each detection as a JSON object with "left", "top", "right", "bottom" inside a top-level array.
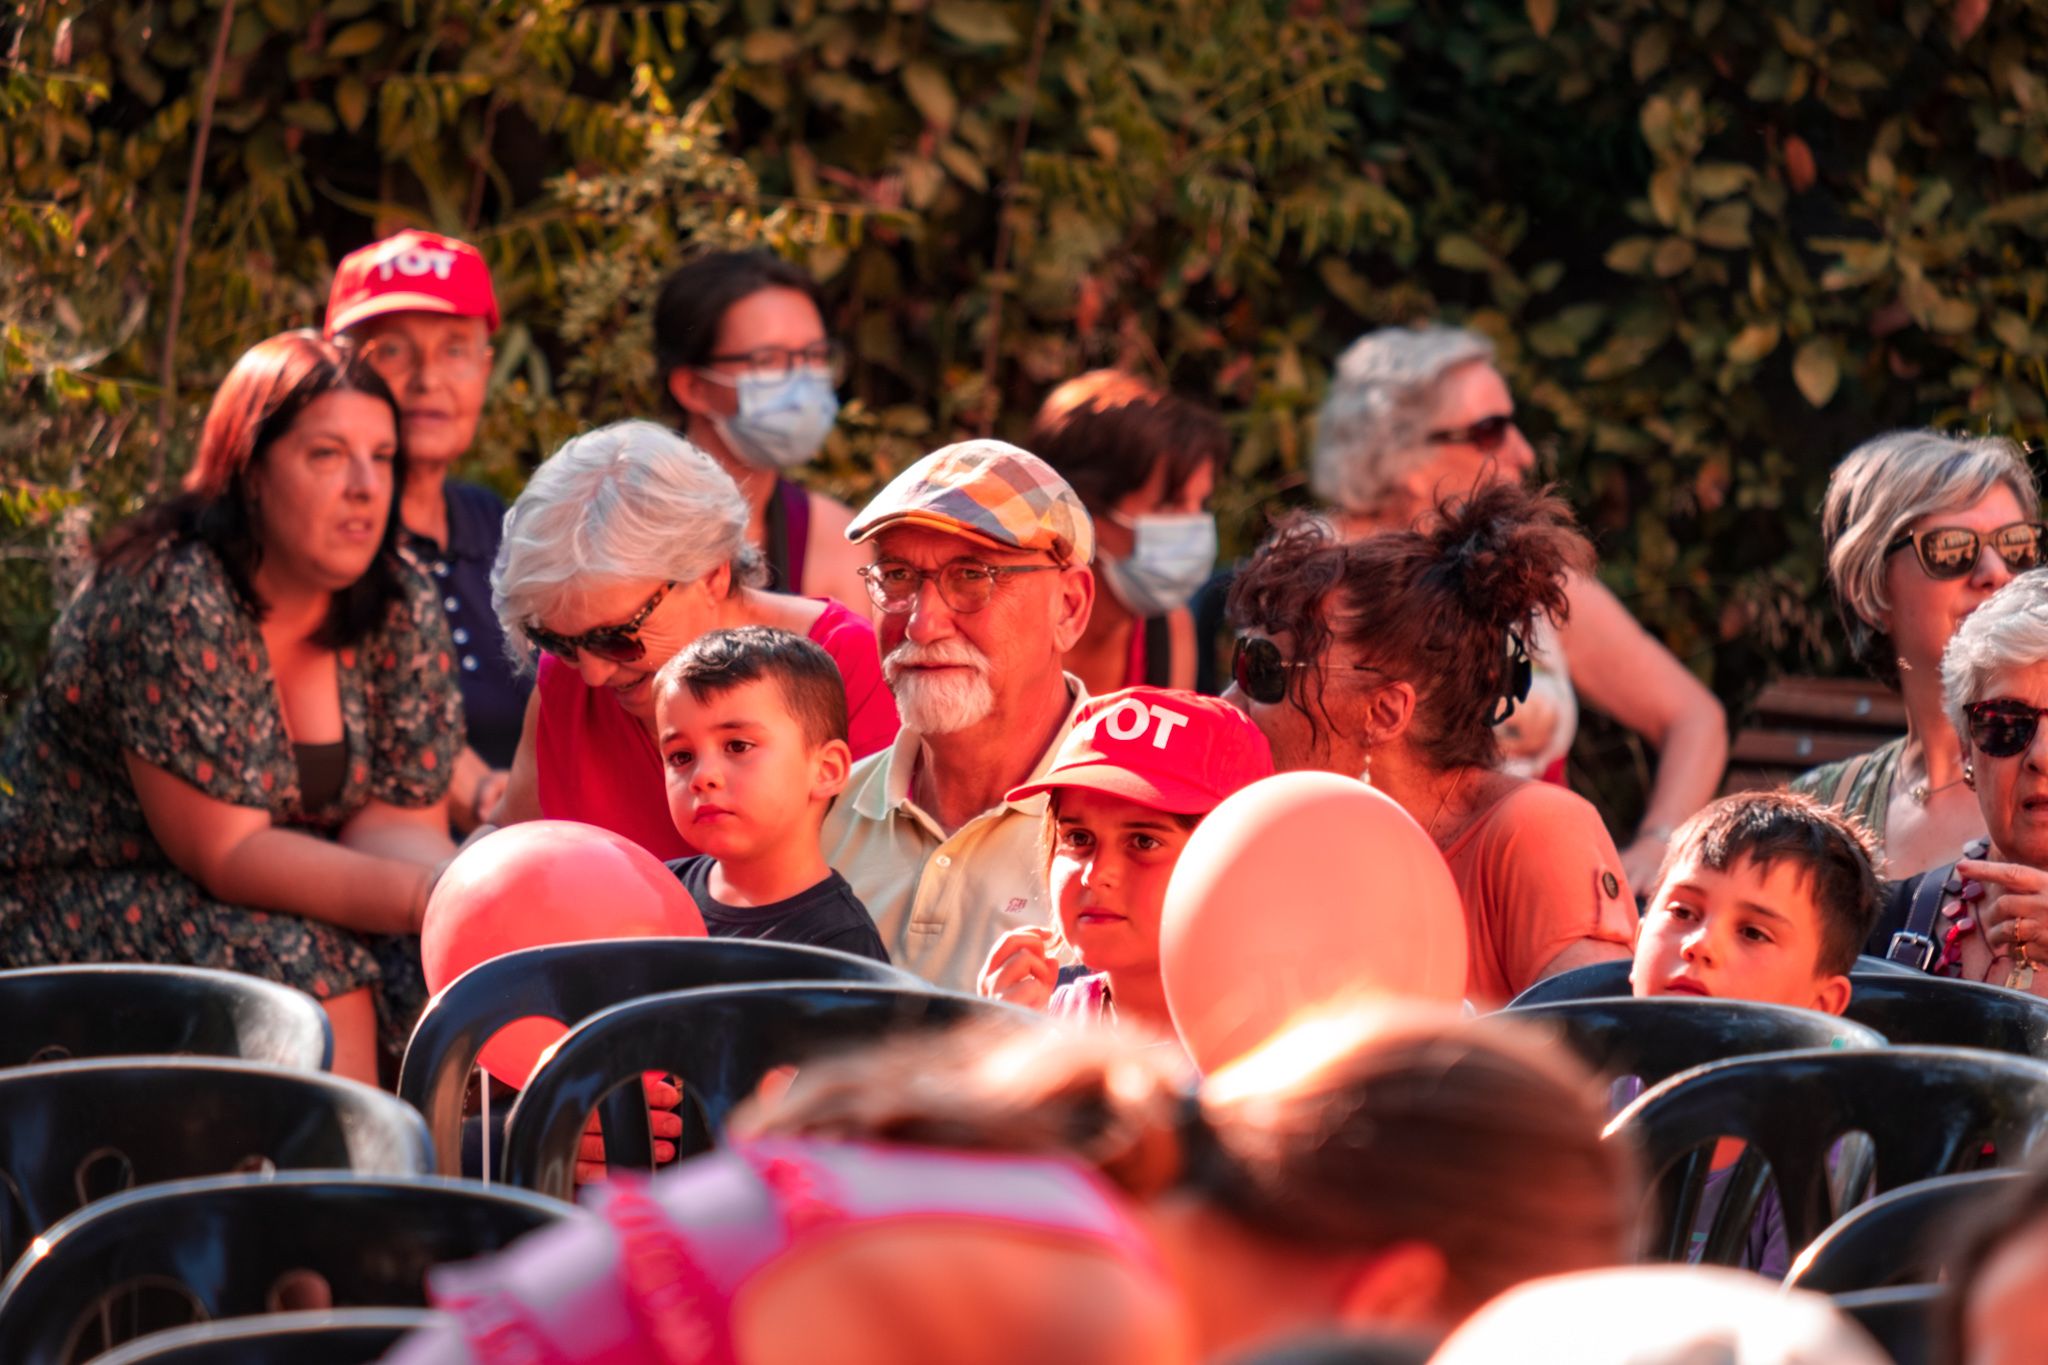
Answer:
[
  {"left": 523, "top": 581, "right": 676, "bottom": 665},
  {"left": 1424, "top": 413, "right": 1519, "bottom": 454},
  {"left": 1965, "top": 698, "right": 2048, "bottom": 759},
  {"left": 1231, "top": 635, "right": 1388, "bottom": 706},
  {"left": 1886, "top": 521, "right": 2046, "bottom": 580}
]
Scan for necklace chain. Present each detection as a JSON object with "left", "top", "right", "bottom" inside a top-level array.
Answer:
[{"left": 1427, "top": 768, "right": 1469, "bottom": 846}]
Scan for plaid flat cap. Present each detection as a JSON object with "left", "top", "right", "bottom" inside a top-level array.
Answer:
[{"left": 846, "top": 439, "right": 1096, "bottom": 564}]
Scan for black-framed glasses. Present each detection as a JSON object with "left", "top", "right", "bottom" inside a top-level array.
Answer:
[
  {"left": 1886, "top": 521, "right": 2046, "bottom": 580},
  {"left": 1230, "top": 634, "right": 1389, "bottom": 706},
  {"left": 1965, "top": 698, "right": 2048, "bottom": 759},
  {"left": 702, "top": 340, "right": 847, "bottom": 383},
  {"left": 523, "top": 582, "right": 676, "bottom": 664},
  {"left": 1424, "top": 413, "right": 1518, "bottom": 454},
  {"left": 858, "top": 559, "right": 1056, "bottom": 615}
]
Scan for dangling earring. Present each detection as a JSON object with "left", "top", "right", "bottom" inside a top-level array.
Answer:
[
  {"left": 1964, "top": 759, "right": 1976, "bottom": 787},
  {"left": 1359, "top": 751, "right": 1374, "bottom": 786}
]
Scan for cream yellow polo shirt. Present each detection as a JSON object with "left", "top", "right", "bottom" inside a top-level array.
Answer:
[{"left": 823, "top": 679, "right": 1089, "bottom": 992}]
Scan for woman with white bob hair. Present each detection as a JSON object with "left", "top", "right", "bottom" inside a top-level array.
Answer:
[
  {"left": 1793, "top": 430, "right": 2040, "bottom": 876},
  {"left": 489, "top": 420, "right": 898, "bottom": 858},
  {"left": 1310, "top": 324, "right": 1727, "bottom": 891},
  {"left": 1879, "top": 570, "right": 2048, "bottom": 995}
]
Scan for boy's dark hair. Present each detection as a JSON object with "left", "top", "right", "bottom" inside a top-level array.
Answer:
[
  {"left": 1028, "top": 370, "right": 1229, "bottom": 517},
  {"left": 1651, "top": 791, "right": 1880, "bottom": 976},
  {"left": 656, "top": 625, "right": 848, "bottom": 749}
]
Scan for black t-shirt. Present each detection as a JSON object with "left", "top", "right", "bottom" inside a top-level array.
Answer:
[{"left": 665, "top": 855, "right": 890, "bottom": 964}]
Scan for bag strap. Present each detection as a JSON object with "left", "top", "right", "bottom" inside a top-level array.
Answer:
[
  {"left": 1826, "top": 746, "right": 1879, "bottom": 808},
  {"left": 1887, "top": 859, "right": 1957, "bottom": 971}
]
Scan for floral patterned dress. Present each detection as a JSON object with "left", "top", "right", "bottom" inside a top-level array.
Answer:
[{"left": 0, "top": 537, "right": 463, "bottom": 1062}]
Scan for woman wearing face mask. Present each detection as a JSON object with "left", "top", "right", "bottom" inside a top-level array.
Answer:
[
  {"left": 1031, "top": 373, "right": 1226, "bottom": 694},
  {"left": 654, "top": 250, "right": 872, "bottom": 617}
]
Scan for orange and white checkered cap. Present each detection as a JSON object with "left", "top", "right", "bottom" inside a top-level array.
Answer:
[{"left": 846, "top": 439, "right": 1095, "bottom": 565}]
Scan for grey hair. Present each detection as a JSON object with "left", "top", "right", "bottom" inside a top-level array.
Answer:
[
  {"left": 491, "top": 419, "right": 765, "bottom": 669},
  {"left": 1942, "top": 570, "right": 2048, "bottom": 739},
  {"left": 1310, "top": 325, "right": 1497, "bottom": 513},
  {"left": 1823, "top": 429, "right": 2038, "bottom": 686}
]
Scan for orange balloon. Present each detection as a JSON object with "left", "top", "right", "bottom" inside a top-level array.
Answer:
[
  {"left": 421, "top": 820, "right": 705, "bottom": 1085},
  {"left": 1159, "top": 772, "right": 1467, "bottom": 1071}
]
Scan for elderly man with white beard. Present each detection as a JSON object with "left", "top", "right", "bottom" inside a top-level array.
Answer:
[{"left": 822, "top": 441, "right": 1097, "bottom": 988}]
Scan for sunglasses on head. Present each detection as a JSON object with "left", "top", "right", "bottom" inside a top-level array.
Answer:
[
  {"left": 1424, "top": 413, "right": 1519, "bottom": 455},
  {"left": 1886, "top": 521, "right": 2046, "bottom": 580},
  {"left": 1231, "top": 635, "right": 1390, "bottom": 706},
  {"left": 523, "top": 581, "right": 676, "bottom": 665},
  {"left": 1965, "top": 698, "right": 2048, "bottom": 759}
]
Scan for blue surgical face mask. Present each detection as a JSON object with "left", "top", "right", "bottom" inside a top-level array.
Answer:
[
  {"left": 707, "top": 368, "right": 840, "bottom": 471},
  {"left": 1101, "top": 511, "right": 1218, "bottom": 615}
]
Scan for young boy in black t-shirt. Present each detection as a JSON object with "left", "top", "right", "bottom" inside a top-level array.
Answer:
[{"left": 654, "top": 626, "right": 889, "bottom": 963}]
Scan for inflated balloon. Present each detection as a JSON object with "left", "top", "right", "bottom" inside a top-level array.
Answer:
[
  {"left": 1160, "top": 772, "right": 1467, "bottom": 1072},
  {"left": 421, "top": 820, "right": 705, "bottom": 1084}
]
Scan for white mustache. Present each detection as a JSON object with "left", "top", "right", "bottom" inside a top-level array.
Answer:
[{"left": 883, "top": 639, "right": 991, "bottom": 680}]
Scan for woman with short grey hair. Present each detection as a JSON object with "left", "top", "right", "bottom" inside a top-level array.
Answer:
[
  {"left": 1308, "top": 323, "right": 1728, "bottom": 891},
  {"left": 1792, "top": 430, "right": 2040, "bottom": 877},
  {"left": 1875, "top": 570, "right": 2048, "bottom": 995},
  {"left": 488, "top": 420, "right": 899, "bottom": 857}
]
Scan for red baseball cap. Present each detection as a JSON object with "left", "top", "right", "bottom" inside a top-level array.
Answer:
[
  {"left": 323, "top": 229, "right": 500, "bottom": 338},
  {"left": 1008, "top": 687, "right": 1274, "bottom": 815}
]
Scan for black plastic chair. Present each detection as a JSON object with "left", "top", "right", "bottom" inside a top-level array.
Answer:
[
  {"left": 0, "top": 1058, "right": 432, "bottom": 1270},
  {"left": 397, "top": 937, "right": 920, "bottom": 1174},
  {"left": 1832, "top": 1285, "right": 1945, "bottom": 1365},
  {"left": 0, "top": 966, "right": 330, "bottom": 1071},
  {"left": 1834, "top": 974, "right": 2048, "bottom": 1058},
  {"left": 0, "top": 1174, "right": 573, "bottom": 1363},
  {"left": 1504, "top": 954, "right": 1921, "bottom": 1010},
  {"left": 1785, "top": 1169, "right": 2025, "bottom": 1293},
  {"left": 92, "top": 1309, "right": 444, "bottom": 1365},
  {"left": 1609, "top": 1046, "right": 2048, "bottom": 1267},
  {"left": 1511, "top": 997, "right": 1885, "bottom": 1091},
  {"left": 501, "top": 981, "right": 1025, "bottom": 1199}
]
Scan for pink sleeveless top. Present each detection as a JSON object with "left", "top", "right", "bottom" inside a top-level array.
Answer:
[
  {"left": 533, "top": 599, "right": 900, "bottom": 861},
  {"left": 416, "top": 1139, "right": 1166, "bottom": 1365}
]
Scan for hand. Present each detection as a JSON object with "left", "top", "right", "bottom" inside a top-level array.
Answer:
[
  {"left": 576, "top": 1074, "right": 683, "bottom": 1185},
  {"left": 470, "top": 769, "right": 510, "bottom": 830},
  {"left": 1956, "top": 858, "right": 2048, "bottom": 958},
  {"left": 977, "top": 925, "right": 1059, "bottom": 1010},
  {"left": 406, "top": 859, "right": 451, "bottom": 936},
  {"left": 1618, "top": 834, "right": 1669, "bottom": 895}
]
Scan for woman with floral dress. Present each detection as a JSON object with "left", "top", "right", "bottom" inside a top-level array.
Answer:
[{"left": 0, "top": 331, "right": 463, "bottom": 1084}]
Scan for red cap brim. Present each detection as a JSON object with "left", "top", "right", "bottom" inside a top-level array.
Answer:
[
  {"left": 1006, "top": 763, "right": 1222, "bottom": 815},
  {"left": 325, "top": 291, "right": 498, "bottom": 339}
]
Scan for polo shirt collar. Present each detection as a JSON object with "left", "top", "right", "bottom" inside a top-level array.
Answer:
[{"left": 852, "top": 674, "right": 1090, "bottom": 823}]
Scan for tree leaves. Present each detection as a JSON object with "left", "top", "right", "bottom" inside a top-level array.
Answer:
[
  {"left": 325, "top": 20, "right": 386, "bottom": 58},
  {"left": 930, "top": 1, "right": 1020, "bottom": 47},
  {"left": 1794, "top": 338, "right": 1840, "bottom": 407}
]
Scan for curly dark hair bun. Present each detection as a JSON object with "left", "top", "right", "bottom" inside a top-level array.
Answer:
[{"left": 1425, "top": 483, "right": 1591, "bottom": 639}]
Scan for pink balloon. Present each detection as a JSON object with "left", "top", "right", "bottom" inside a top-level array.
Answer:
[
  {"left": 1160, "top": 772, "right": 1467, "bottom": 1072},
  {"left": 421, "top": 821, "right": 705, "bottom": 1085}
]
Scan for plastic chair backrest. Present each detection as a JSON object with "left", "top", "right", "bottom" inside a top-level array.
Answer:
[
  {"left": 1785, "top": 1169, "right": 2025, "bottom": 1294},
  {"left": 0, "top": 1058, "right": 433, "bottom": 1271},
  {"left": 0, "top": 966, "right": 330, "bottom": 1072},
  {"left": 1831, "top": 1285, "right": 1945, "bottom": 1365},
  {"left": 1839, "top": 974, "right": 2048, "bottom": 1058},
  {"left": 501, "top": 981, "right": 1027, "bottom": 1199},
  {"left": 1511, "top": 998, "right": 1886, "bottom": 1091},
  {"left": 92, "top": 1309, "right": 445, "bottom": 1365},
  {"left": 1503, "top": 955, "right": 1917, "bottom": 1010},
  {"left": 1609, "top": 1046, "right": 2048, "bottom": 1266},
  {"left": 397, "top": 937, "right": 920, "bottom": 1174},
  {"left": 0, "top": 1174, "right": 572, "bottom": 1363}
]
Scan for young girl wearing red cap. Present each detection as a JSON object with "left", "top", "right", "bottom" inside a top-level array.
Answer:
[{"left": 977, "top": 686, "right": 1273, "bottom": 1036}]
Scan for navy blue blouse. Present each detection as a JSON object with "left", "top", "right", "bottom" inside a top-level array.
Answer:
[{"left": 405, "top": 479, "right": 530, "bottom": 769}]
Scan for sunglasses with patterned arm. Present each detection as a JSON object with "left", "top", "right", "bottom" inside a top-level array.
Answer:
[
  {"left": 523, "top": 581, "right": 677, "bottom": 664},
  {"left": 1965, "top": 698, "right": 2048, "bottom": 759},
  {"left": 1886, "top": 521, "right": 2047, "bottom": 580},
  {"left": 1424, "top": 413, "right": 1519, "bottom": 454}
]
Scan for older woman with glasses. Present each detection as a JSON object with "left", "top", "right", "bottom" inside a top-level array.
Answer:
[
  {"left": 1877, "top": 570, "right": 2048, "bottom": 995},
  {"left": 1792, "top": 431, "right": 2041, "bottom": 877},
  {"left": 1309, "top": 324, "right": 1727, "bottom": 890},
  {"left": 489, "top": 421, "right": 898, "bottom": 859}
]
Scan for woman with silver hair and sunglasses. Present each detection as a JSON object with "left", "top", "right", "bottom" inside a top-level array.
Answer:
[
  {"left": 1793, "top": 430, "right": 2041, "bottom": 877},
  {"left": 1876, "top": 569, "right": 2048, "bottom": 996},
  {"left": 1309, "top": 324, "right": 1727, "bottom": 891},
  {"left": 486, "top": 420, "right": 898, "bottom": 859}
]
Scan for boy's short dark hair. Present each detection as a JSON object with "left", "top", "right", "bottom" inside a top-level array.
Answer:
[
  {"left": 656, "top": 625, "right": 848, "bottom": 749},
  {"left": 1652, "top": 791, "right": 1880, "bottom": 976}
]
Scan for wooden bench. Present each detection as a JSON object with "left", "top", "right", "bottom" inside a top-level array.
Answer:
[{"left": 1723, "top": 676, "right": 1906, "bottom": 794}]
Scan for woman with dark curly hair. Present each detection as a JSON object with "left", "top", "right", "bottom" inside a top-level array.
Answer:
[
  {"left": 1226, "top": 482, "right": 1638, "bottom": 1005},
  {"left": 0, "top": 332, "right": 463, "bottom": 1082}
]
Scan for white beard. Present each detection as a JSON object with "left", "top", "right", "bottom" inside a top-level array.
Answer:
[{"left": 885, "top": 640, "right": 997, "bottom": 735}]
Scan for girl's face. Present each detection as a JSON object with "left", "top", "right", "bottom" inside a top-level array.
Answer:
[{"left": 1050, "top": 788, "right": 1198, "bottom": 974}]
